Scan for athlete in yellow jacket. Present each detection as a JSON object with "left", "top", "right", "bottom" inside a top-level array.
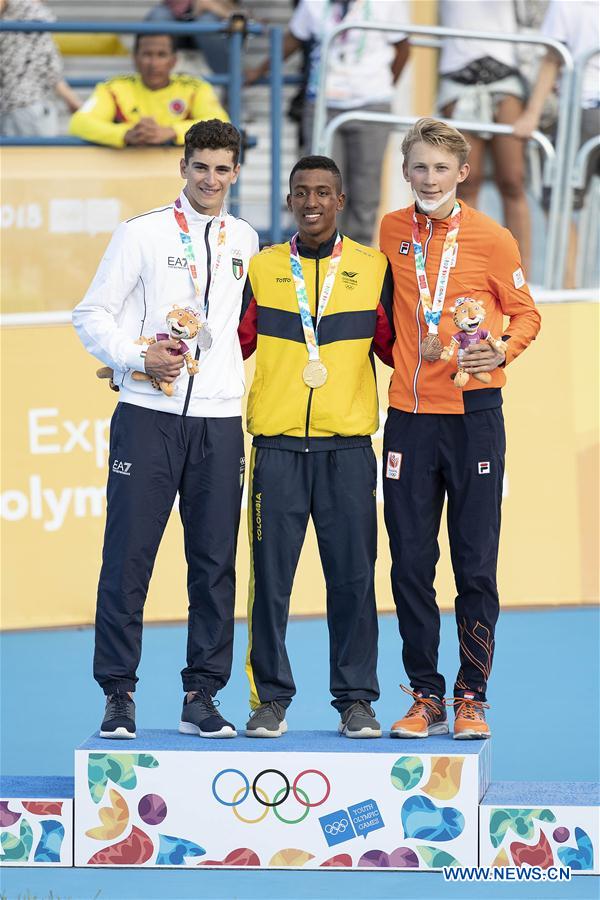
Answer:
[
  {"left": 69, "top": 34, "right": 228, "bottom": 148},
  {"left": 238, "top": 155, "right": 395, "bottom": 740}
]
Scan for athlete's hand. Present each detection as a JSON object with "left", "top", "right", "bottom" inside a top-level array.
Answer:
[
  {"left": 144, "top": 340, "right": 184, "bottom": 382},
  {"left": 461, "top": 342, "right": 505, "bottom": 374}
]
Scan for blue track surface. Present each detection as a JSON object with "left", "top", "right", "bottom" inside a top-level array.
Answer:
[{"left": 1, "top": 607, "right": 598, "bottom": 899}]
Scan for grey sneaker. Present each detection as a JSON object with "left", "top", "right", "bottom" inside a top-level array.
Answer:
[
  {"left": 245, "top": 701, "right": 287, "bottom": 738},
  {"left": 100, "top": 691, "right": 136, "bottom": 739},
  {"left": 339, "top": 700, "right": 381, "bottom": 738},
  {"left": 179, "top": 690, "right": 237, "bottom": 738}
]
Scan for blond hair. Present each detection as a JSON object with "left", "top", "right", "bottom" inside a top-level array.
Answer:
[{"left": 402, "top": 118, "right": 471, "bottom": 167}]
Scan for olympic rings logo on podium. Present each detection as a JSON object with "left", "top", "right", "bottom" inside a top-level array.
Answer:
[
  {"left": 211, "top": 768, "right": 331, "bottom": 825},
  {"left": 324, "top": 818, "right": 349, "bottom": 835}
]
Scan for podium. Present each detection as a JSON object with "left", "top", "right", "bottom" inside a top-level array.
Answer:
[
  {"left": 0, "top": 776, "right": 73, "bottom": 867},
  {"left": 480, "top": 781, "right": 599, "bottom": 874},
  {"left": 74, "top": 730, "right": 490, "bottom": 869},
  {"left": 4, "top": 734, "right": 597, "bottom": 872}
]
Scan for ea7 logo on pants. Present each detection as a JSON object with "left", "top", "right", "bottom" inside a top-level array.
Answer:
[
  {"left": 112, "top": 460, "right": 132, "bottom": 476},
  {"left": 386, "top": 451, "right": 402, "bottom": 480}
]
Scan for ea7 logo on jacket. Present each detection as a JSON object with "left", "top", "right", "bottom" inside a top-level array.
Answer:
[
  {"left": 168, "top": 257, "right": 188, "bottom": 268},
  {"left": 341, "top": 270, "right": 358, "bottom": 289},
  {"left": 112, "top": 460, "right": 132, "bottom": 476},
  {"left": 232, "top": 257, "right": 244, "bottom": 280}
]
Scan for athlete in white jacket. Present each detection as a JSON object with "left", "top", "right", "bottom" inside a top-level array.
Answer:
[{"left": 73, "top": 120, "right": 259, "bottom": 740}]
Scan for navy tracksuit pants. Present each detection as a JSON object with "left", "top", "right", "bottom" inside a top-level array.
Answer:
[
  {"left": 94, "top": 402, "right": 244, "bottom": 696},
  {"left": 246, "top": 443, "right": 380, "bottom": 713},
  {"left": 383, "top": 406, "right": 506, "bottom": 702}
]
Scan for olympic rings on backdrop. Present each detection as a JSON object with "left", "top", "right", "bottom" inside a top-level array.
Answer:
[
  {"left": 273, "top": 786, "right": 310, "bottom": 825},
  {"left": 211, "top": 767, "right": 331, "bottom": 824},
  {"left": 232, "top": 786, "right": 269, "bottom": 824},
  {"left": 292, "top": 769, "right": 331, "bottom": 807},
  {"left": 324, "top": 818, "right": 349, "bottom": 835},
  {"left": 252, "top": 769, "right": 290, "bottom": 807},
  {"left": 211, "top": 768, "right": 249, "bottom": 806}
]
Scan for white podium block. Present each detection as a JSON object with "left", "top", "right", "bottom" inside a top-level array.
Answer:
[
  {"left": 480, "top": 782, "right": 600, "bottom": 874},
  {"left": 0, "top": 776, "right": 73, "bottom": 867},
  {"left": 75, "top": 730, "right": 490, "bottom": 869}
]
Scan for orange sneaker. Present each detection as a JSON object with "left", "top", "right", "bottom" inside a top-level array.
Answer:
[
  {"left": 450, "top": 693, "right": 491, "bottom": 740},
  {"left": 390, "top": 685, "right": 448, "bottom": 738}
]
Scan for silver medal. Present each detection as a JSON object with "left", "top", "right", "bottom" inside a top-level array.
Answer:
[{"left": 197, "top": 324, "right": 213, "bottom": 350}]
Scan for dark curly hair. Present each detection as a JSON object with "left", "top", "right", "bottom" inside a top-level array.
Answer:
[
  {"left": 288, "top": 155, "right": 342, "bottom": 193},
  {"left": 184, "top": 120, "right": 241, "bottom": 165}
]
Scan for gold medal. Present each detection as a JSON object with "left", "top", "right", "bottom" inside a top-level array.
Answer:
[
  {"left": 421, "top": 334, "right": 443, "bottom": 362},
  {"left": 303, "top": 360, "right": 328, "bottom": 389}
]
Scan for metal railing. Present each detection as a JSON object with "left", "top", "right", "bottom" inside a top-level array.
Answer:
[
  {"left": 561, "top": 47, "right": 600, "bottom": 289},
  {"left": 0, "top": 18, "right": 261, "bottom": 130},
  {"left": 322, "top": 111, "right": 556, "bottom": 183},
  {"left": 312, "top": 22, "right": 575, "bottom": 289},
  {"left": 0, "top": 17, "right": 287, "bottom": 242}
]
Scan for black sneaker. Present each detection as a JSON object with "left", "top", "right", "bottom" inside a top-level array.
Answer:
[
  {"left": 100, "top": 691, "right": 136, "bottom": 739},
  {"left": 179, "top": 690, "right": 237, "bottom": 738},
  {"left": 339, "top": 700, "right": 382, "bottom": 738},
  {"left": 245, "top": 701, "right": 287, "bottom": 737}
]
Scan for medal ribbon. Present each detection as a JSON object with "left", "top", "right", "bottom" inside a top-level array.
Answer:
[
  {"left": 411, "top": 201, "right": 460, "bottom": 335},
  {"left": 173, "top": 196, "right": 226, "bottom": 325},
  {"left": 290, "top": 232, "right": 343, "bottom": 361}
]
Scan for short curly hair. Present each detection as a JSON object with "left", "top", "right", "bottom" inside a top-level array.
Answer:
[{"left": 184, "top": 119, "right": 241, "bottom": 164}]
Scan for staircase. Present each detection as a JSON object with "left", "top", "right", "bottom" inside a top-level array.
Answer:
[{"left": 47, "top": 0, "right": 301, "bottom": 232}]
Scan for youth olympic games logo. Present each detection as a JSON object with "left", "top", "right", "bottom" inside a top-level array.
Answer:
[
  {"left": 211, "top": 768, "right": 331, "bottom": 825},
  {"left": 323, "top": 818, "right": 349, "bottom": 835}
]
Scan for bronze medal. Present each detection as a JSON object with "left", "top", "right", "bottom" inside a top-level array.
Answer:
[
  {"left": 421, "top": 334, "right": 443, "bottom": 362},
  {"left": 303, "top": 360, "right": 328, "bottom": 389}
]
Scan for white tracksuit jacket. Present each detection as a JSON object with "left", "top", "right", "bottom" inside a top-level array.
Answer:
[{"left": 72, "top": 190, "right": 259, "bottom": 417}]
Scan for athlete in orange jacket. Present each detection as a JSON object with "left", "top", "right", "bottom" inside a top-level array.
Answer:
[{"left": 379, "top": 118, "right": 541, "bottom": 740}]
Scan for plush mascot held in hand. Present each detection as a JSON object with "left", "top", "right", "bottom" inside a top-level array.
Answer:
[
  {"left": 440, "top": 297, "right": 506, "bottom": 388},
  {"left": 97, "top": 306, "right": 200, "bottom": 396}
]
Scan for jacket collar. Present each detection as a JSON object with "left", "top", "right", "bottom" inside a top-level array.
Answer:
[
  {"left": 411, "top": 198, "right": 470, "bottom": 230},
  {"left": 295, "top": 230, "right": 339, "bottom": 259},
  {"left": 178, "top": 190, "right": 223, "bottom": 226}
]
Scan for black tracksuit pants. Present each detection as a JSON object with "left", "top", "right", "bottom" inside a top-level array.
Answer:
[
  {"left": 94, "top": 403, "right": 244, "bottom": 696},
  {"left": 246, "top": 443, "right": 380, "bottom": 713},
  {"left": 383, "top": 406, "right": 506, "bottom": 702}
]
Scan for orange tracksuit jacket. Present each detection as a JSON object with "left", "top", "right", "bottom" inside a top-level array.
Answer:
[{"left": 379, "top": 201, "right": 541, "bottom": 415}]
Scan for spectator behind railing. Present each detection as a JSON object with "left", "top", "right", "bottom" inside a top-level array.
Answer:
[
  {"left": 437, "top": 0, "right": 531, "bottom": 275},
  {"left": 0, "top": 0, "right": 81, "bottom": 136},
  {"left": 68, "top": 32, "right": 228, "bottom": 148},
  {"left": 145, "top": 0, "right": 244, "bottom": 75},
  {"left": 246, "top": 0, "right": 410, "bottom": 248},
  {"left": 513, "top": 0, "right": 599, "bottom": 285}
]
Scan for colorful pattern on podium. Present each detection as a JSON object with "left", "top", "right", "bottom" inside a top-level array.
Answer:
[
  {"left": 0, "top": 777, "right": 73, "bottom": 867},
  {"left": 479, "top": 782, "right": 599, "bottom": 875},
  {"left": 75, "top": 731, "right": 490, "bottom": 869}
]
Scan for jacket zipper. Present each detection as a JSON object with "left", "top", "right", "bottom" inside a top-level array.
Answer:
[
  {"left": 411, "top": 218, "right": 433, "bottom": 414},
  {"left": 182, "top": 219, "right": 212, "bottom": 417},
  {"left": 303, "top": 254, "right": 319, "bottom": 451}
]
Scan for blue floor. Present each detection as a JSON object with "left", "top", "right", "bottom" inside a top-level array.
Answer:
[{"left": 1, "top": 607, "right": 598, "bottom": 899}]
